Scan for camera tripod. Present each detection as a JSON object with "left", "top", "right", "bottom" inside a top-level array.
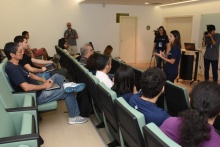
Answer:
[{"left": 148, "top": 55, "right": 156, "bottom": 68}]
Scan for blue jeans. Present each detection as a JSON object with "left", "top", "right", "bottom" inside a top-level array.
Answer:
[
  {"left": 37, "top": 74, "right": 80, "bottom": 118},
  {"left": 37, "top": 68, "right": 68, "bottom": 80},
  {"left": 37, "top": 72, "right": 51, "bottom": 80},
  {"left": 204, "top": 58, "right": 218, "bottom": 82}
]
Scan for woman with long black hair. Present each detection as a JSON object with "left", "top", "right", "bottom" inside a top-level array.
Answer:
[
  {"left": 160, "top": 81, "right": 220, "bottom": 147},
  {"left": 155, "top": 30, "right": 181, "bottom": 82},
  {"left": 111, "top": 65, "right": 137, "bottom": 102}
]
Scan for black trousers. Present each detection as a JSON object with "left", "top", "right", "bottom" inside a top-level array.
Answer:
[
  {"left": 204, "top": 58, "right": 218, "bottom": 82},
  {"left": 165, "top": 72, "right": 178, "bottom": 83},
  {"left": 77, "top": 88, "right": 92, "bottom": 117},
  {"left": 50, "top": 68, "right": 68, "bottom": 78}
]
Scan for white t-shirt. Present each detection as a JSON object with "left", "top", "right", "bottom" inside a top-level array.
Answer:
[{"left": 95, "top": 70, "right": 113, "bottom": 88}]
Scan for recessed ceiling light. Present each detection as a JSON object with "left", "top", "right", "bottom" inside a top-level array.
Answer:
[
  {"left": 145, "top": 2, "right": 149, "bottom": 5},
  {"left": 77, "top": 0, "right": 85, "bottom": 3}
]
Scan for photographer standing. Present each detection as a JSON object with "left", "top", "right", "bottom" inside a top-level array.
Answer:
[
  {"left": 202, "top": 24, "right": 220, "bottom": 82},
  {"left": 152, "top": 26, "right": 169, "bottom": 69},
  {"left": 64, "top": 22, "right": 78, "bottom": 54}
]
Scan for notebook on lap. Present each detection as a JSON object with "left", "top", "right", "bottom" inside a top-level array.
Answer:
[
  {"left": 44, "top": 54, "right": 61, "bottom": 72},
  {"left": 184, "top": 43, "right": 196, "bottom": 51},
  {"left": 45, "top": 83, "right": 60, "bottom": 90},
  {"left": 44, "top": 64, "right": 56, "bottom": 72},
  {"left": 52, "top": 54, "right": 61, "bottom": 64}
]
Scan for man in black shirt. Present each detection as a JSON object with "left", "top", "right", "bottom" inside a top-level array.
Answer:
[
  {"left": 14, "top": 35, "right": 67, "bottom": 79},
  {"left": 4, "top": 42, "right": 88, "bottom": 124}
]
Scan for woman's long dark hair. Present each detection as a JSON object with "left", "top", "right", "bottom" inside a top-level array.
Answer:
[
  {"left": 111, "top": 65, "right": 135, "bottom": 95},
  {"left": 103, "top": 45, "right": 113, "bottom": 56},
  {"left": 170, "top": 30, "right": 182, "bottom": 49},
  {"left": 157, "top": 26, "right": 167, "bottom": 36},
  {"left": 178, "top": 81, "right": 220, "bottom": 147}
]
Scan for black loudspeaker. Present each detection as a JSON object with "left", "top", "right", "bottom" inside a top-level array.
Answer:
[{"left": 179, "top": 54, "right": 194, "bottom": 80}]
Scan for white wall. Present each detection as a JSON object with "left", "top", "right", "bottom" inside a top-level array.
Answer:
[
  {"left": 158, "top": 0, "right": 220, "bottom": 76},
  {"left": 0, "top": 0, "right": 162, "bottom": 63},
  {"left": 158, "top": 0, "right": 220, "bottom": 48},
  {"left": 0, "top": 0, "right": 220, "bottom": 63}
]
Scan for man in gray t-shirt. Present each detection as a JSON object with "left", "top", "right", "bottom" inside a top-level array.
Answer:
[
  {"left": 202, "top": 24, "right": 220, "bottom": 82},
  {"left": 64, "top": 22, "right": 78, "bottom": 54}
]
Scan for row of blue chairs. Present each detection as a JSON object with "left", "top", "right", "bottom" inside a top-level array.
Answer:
[{"left": 55, "top": 45, "right": 182, "bottom": 147}]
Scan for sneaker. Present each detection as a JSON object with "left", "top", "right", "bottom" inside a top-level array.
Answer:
[
  {"left": 68, "top": 116, "right": 88, "bottom": 124},
  {"left": 63, "top": 82, "right": 85, "bottom": 93}
]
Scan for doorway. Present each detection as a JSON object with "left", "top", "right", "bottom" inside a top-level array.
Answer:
[{"left": 119, "top": 16, "right": 137, "bottom": 63}]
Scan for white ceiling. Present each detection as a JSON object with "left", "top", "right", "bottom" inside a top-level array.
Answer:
[{"left": 79, "top": 0, "right": 209, "bottom": 6}]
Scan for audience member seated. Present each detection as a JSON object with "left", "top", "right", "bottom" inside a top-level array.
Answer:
[
  {"left": 0, "top": 49, "right": 6, "bottom": 63},
  {"left": 89, "top": 42, "right": 94, "bottom": 50},
  {"left": 4, "top": 42, "right": 88, "bottom": 124},
  {"left": 160, "top": 81, "right": 220, "bottom": 147},
  {"left": 103, "top": 45, "right": 124, "bottom": 62},
  {"left": 58, "top": 38, "right": 67, "bottom": 49},
  {"left": 129, "top": 67, "right": 170, "bottom": 126},
  {"left": 95, "top": 54, "right": 113, "bottom": 88},
  {"left": 58, "top": 37, "right": 80, "bottom": 58},
  {"left": 111, "top": 65, "right": 137, "bottom": 103},
  {"left": 22, "top": 31, "right": 51, "bottom": 60},
  {"left": 58, "top": 38, "right": 69, "bottom": 52},
  {"left": 85, "top": 52, "right": 99, "bottom": 75},
  {"left": 14, "top": 36, "right": 68, "bottom": 80},
  {"left": 79, "top": 43, "right": 94, "bottom": 66}
]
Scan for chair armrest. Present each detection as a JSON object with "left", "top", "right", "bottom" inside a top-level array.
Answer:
[
  {"left": 18, "top": 145, "right": 31, "bottom": 147},
  {"left": 20, "top": 115, "right": 36, "bottom": 135},
  {"left": 0, "top": 133, "right": 39, "bottom": 145},
  {"left": 6, "top": 106, "right": 37, "bottom": 112},
  {"left": 13, "top": 94, "right": 35, "bottom": 108},
  {"left": 7, "top": 108, "right": 39, "bottom": 133},
  {"left": 12, "top": 91, "right": 36, "bottom": 95},
  {"left": 12, "top": 92, "right": 37, "bottom": 106}
]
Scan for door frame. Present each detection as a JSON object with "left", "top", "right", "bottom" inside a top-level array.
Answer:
[{"left": 119, "top": 16, "right": 137, "bottom": 63}]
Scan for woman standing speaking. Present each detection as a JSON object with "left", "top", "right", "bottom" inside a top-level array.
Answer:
[{"left": 155, "top": 30, "right": 181, "bottom": 83}]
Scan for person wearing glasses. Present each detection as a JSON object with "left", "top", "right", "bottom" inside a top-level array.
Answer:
[
  {"left": 79, "top": 43, "right": 94, "bottom": 66},
  {"left": 4, "top": 42, "right": 88, "bottom": 124},
  {"left": 64, "top": 22, "right": 78, "bottom": 55}
]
